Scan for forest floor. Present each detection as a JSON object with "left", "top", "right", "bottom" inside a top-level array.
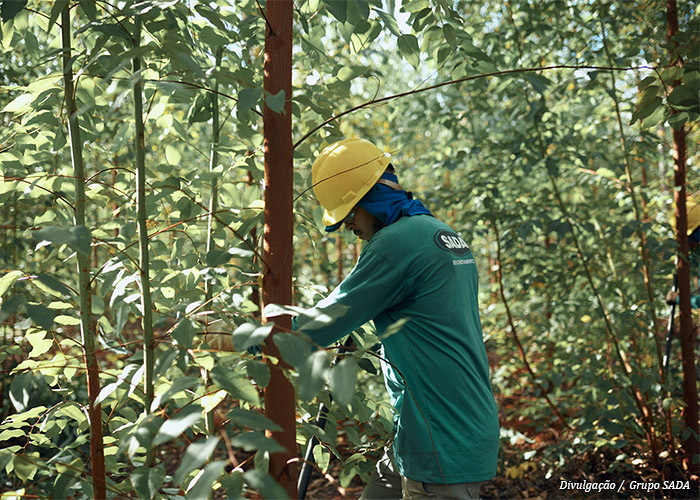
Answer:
[{"left": 295, "top": 449, "right": 698, "bottom": 500}]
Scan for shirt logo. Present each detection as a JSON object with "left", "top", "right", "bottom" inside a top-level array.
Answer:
[{"left": 434, "top": 229, "right": 471, "bottom": 256}]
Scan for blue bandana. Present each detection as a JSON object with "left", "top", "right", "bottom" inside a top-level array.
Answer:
[
  {"left": 325, "top": 172, "right": 432, "bottom": 232},
  {"left": 691, "top": 227, "right": 700, "bottom": 245}
]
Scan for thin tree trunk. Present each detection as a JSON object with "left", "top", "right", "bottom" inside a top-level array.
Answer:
[
  {"left": 493, "top": 222, "right": 570, "bottom": 431},
  {"left": 666, "top": 1, "right": 699, "bottom": 478},
  {"left": 61, "top": 7, "right": 106, "bottom": 498},
  {"left": 132, "top": 14, "right": 155, "bottom": 465},
  {"left": 336, "top": 234, "right": 343, "bottom": 285},
  {"left": 504, "top": 1, "right": 660, "bottom": 465},
  {"left": 599, "top": 18, "right": 663, "bottom": 374},
  {"left": 204, "top": 47, "right": 223, "bottom": 435},
  {"left": 205, "top": 47, "right": 223, "bottom": 308},
  {"left": 503, "top": 0, "right": 661, "bottom": 467},
  {"left": 261, "top": 1, "right": 297, "bottom": 497}
]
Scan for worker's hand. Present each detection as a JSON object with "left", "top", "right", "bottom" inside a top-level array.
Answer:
[{"left": 666, "top": 290, "right": 678, "bottom": 305}]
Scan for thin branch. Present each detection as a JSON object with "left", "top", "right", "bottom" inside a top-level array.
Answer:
[
  {"left": 293, "top": 64, "right": 658, "bottom": 149},
  {"left": 492, "top": 221, "right": 572, "bottom": 431},
  {"left": 254, "top": 0, "right": 274, "bottom": 34}
]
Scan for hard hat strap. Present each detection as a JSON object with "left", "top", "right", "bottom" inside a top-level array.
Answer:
[{"left": 376, "top": 178, "right": 403, "bottom": 191}]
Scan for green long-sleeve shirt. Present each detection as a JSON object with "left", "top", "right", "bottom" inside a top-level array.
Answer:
[{"left": 295, "top": 215, "right": 499, "bottom": 484}]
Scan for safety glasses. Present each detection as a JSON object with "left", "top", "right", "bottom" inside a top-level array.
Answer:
[{"left": 343, "top": 209, "right": 357, "bottom": 225}]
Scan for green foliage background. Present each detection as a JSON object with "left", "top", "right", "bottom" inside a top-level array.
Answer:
[{"left": 0, "top": 0, "right": 698, "bottom": 498}]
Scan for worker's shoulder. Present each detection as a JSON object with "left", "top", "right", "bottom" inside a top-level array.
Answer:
[{"left": 371, "top": 214, "right": 454, "bottom": 250}]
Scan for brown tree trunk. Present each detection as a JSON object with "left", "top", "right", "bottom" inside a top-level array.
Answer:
[
  {"left": 666, "top": 0, "right": 699, "bottom": 479},
  {"left": 261, "top": 1, "right": 297, "bottom": 497}
]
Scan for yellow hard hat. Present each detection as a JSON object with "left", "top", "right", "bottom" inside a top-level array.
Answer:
[
  {"left": 689, "top": 193, "right": 700, "bottom": 234},
  {"left": 671, "top": 191, "right": 700, "bottom": 235},
  {"left": 311, "top": 138, "right": 391, "bottom": 227}
]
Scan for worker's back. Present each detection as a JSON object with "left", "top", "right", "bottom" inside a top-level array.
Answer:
[{"left": 365, "top": 214, "right": 499, "bottom": 484}]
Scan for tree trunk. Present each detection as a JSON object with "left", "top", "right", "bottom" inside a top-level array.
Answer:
[
  {"left": 205, "top": 47, "right": 223, "bottom": 308},
  {"left": 261, "top": 1, "right": 297, "bottom": 497},
  {"left": 666, "top": 0, "right": 699, "bottom": 479},
  {"left": 132, "top": 14, "right": 156, "bottom": 465},
  {"left": 61, "top": 7, "right": 106, "bottom": 498},
  {"left": 204, "top": 47, "right": 223, "bottom": 434}
]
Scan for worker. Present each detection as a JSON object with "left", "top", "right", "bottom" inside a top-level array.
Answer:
[
  {"left": 666, "top": 192, "right": 700, "bottom": 309},
  {"left": 293, "top": 138, "right": 499, "bottom": 500}
]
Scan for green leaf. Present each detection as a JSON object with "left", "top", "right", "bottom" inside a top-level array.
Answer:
[
  {"left": 244, "top": 470, "right": 290, "bottom": 500},
  {"left": 262, "top": 303, "right": 306, "bottom": 318},
  {"left": 323, "top": 0, "right": 347, "bottom": 23},
  {"left": 206, "top": 246, "right": 254, "bottom": 267},
  {"left": 667, "top": 110, "right": 688, "bottom": 130},
  {"left": 0, "top": 449, "right": 13, "bottom": 474},
  {"left": 199, "top": 25, "right": 229, "bottom": 46},
  {"left": 0, "top": 270, "right": 23, "bottom": 299},
  {"left": 638, "top": 75, "right": 656, "bottom": 90},
  {"left": 9, "top": 373, "right": 31, "bottom": 411},
  {"left": 129, "top": 414, "right": 164, "bottom": 456},
  {"left": 172, "top": 318, "right": 196, "bottom": 349},
  {"left": 25, "top": 331, "right": 53, "bottom": 358},
  {"left": 47, "top": 0, "right": 69, "bottom": 33},
  {"left": 220, "top": 469, "right": 244, "bottom": 497},
  {"left": 131, "top": 464, "right": 166, "bottom": 500},
  {"left": 174, "top": 437, "right": 220, "bottom": 485},
  {"left": 244, "top": 359, "right": 271, "bottom": 388},
  {"left": 642, "top": 105, "right": 666, "bottom": 128},
  {"left": 398, "top": 34, "right": 420, "bottom": 69},
  {"left": 165, "top": 144, "right": 181, "bottom": 165},
  {"left": 228, "top": 407, "right": 281, "bottom": 431},
  {"left": 443, "top": 24, "right": 457, "bottom": 50},
  {"left": 0, "top": 405, "right": 47, "bottom": 427},
  {"left": 194, "top": 4, "right": 226, "bottom": 29},
  {"left": 53, "top": 468, "right": 77, "bottom": 500},
  {"left": 34, "top": 225, "right": 92, "bottom": 256},
  {"left": 13, "top": 453, "right": 39, "bottom": 482},
  {"left": 329, "top": 356, "right": 357, "bottom": 406},
  {"left": 358, "top": 357, "right": 377, "bottom": 374},
  {"left": 1, "top": 0, "right": 28, "bottom": 23},
  {"left": 78, "top": 0, "right": 96, "bottom": 20},
  {"left": 403, "top": 0, "right": 430, "bottom": 12},
  {"left": 154, "top": 405, "right": 202, "bottom": 445},
  {"left": 313, "top": 444, "right": 331, "bottom": 473},
  {"left": 632, "top": 84, "right": 659, "bottom": 118},
  {"left": 0, "top": 295, "right": 23, "bottom": 324},
  {"left": 272, "top": 332, "right": 312, "bottom": 367},
  {"left": 1, "top": 93, "right": 35, "bottom": 113},
  {"left": 632, "top": 95, "right": 663, "bottom": 124},
  {"left": 231, "top": 432, "right": 285, "bottom": 454},
  {"left": 346, "top": 0, "right": 369, "bottom": 25},
  {"left": 95, "top": 364, "right": 140, "bottom": 405},
  {"left": 36, "top": 274, "right": 73, "bottom": 297},
  {"left": 186, "top": 460, "right": 227, "bottom": 500},
  {"left": 232, "top": 323, "right": 273, "bottom": 350},
  {"left": 238, "top": 87, "right": 262, "bottom": 113},
  {"left": 210, "top": 364, "right": 259, "bottom": 404},
  {"left": 668, "top": 84, "right": 699, "bottom": 111},
  {"left": 297, "top": 350, "right": 329, "bottom": 402},
  {"left": 265, "top": 90, "right": 286, "bottom": 114},
  {"left": 154, "top": 376, "right": 198, "bottom": 408},
  {"left": 523, "top": 73, "right": 552, "bottom": 94},
  {"left": 350, "top": 21, "right": 382, "bottom": 53},
  {"left": 374, "top": 9, "right": 401, "bottom": 36},
  {"left": 25, "top": 304, "right": 57, "bottom": 331}
]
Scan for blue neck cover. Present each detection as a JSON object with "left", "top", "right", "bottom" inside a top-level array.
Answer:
[
  {"left": 325, "top": 172, "right": 432, "bottom": 232},
  {"left": 691, "top": 227, "right": 700, "bottom": 245}
]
